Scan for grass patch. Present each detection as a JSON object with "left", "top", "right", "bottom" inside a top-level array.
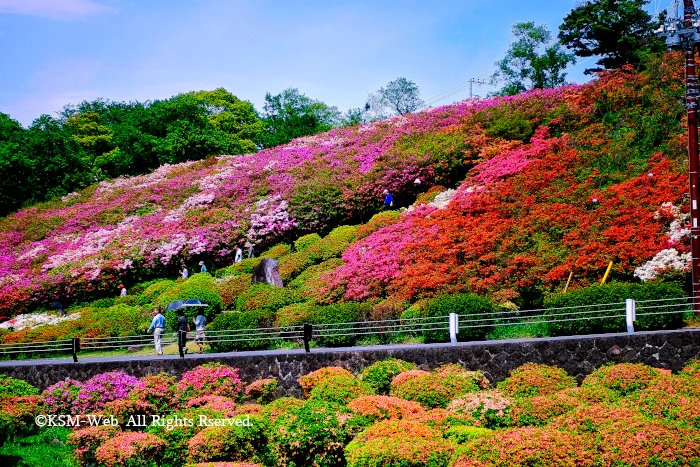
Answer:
[
  {"left": 486, "top": 321, "right": 550, "bottom": 340},
  {"left": 0, "top": 427, "right": 78, "bottom": 467}
]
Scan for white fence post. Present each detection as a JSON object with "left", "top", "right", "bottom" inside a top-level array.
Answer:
[
  {"left": 625, "top": 298, "right": 636, "bottom": 334},
  {"left": 449, "top": 313, "right": 458, "bottom": 345}
]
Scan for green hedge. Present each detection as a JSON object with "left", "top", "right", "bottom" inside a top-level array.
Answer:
[
  {"left": 308, "top": 302, "right": 372, "bottom": 347},
  {"left": 260, "top": 244, "right": 292, "bottom": 259},
  {"left": 406, "top": 294, "right": 496, "bottom": 343},
  {"left": 208, "top": 310, "right": 277, "bottom": 352},
  {"left": 543, "top": 281, "right": 686, "bottom": 336}
]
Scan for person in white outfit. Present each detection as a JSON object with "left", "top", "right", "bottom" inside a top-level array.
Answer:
[
  {"left": 147, "top": 307, "right": 166, "bottom": 355},
  {"left": 119, "top": 284, "right": 127, "bottom": 297},
  {"left": 234, "top": 246, "right": 243, "bottom": 263}
]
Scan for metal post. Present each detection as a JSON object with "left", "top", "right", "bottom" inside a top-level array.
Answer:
[
  {"left": 684, "top": 0, "right": 700, "bottom": 314},
  {"left": 656, "top": 1, "right": 700, "bottom": 315},
  {"left": 625, "top": 299, "right": 636, "bottom": 334},
  {"left": 449, "top": 313, "right": 458, "bottom": 345},
  {"left": 71, "top": 337, "right": 80, "bottom": 363},
  {"left": 303, "top": 323, "right": 312, "bottom": 353}
]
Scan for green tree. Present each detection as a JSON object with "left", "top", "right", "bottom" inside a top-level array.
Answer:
[
  {"left": 493, "top": 22, "right": 575, "bottom": 96},
  {"left": 558, "top": 0, "right": 664, "bottom": 74},
  {"left": 0, "top": 113, "right": 34, "bottom": 215},
  {"left": 257, "top": 88, "right": 341, "bottom": 148},
  {"left": 372, "top": 77, "right": 424, "bottom": 116},
  {"left": 26, "top": 115, "right": 92, "bottom": 200}
]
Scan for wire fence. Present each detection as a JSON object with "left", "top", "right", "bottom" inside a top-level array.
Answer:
[{"left": 0, "top": 296, "right": 695, "bottom": 361}]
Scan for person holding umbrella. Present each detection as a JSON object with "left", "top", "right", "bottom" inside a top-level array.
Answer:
[
  {"left": 177, "top": 309, "right": 189, "bottom": 355},
  {"left": 147, "top": 307, "right": 166, "bottom": 355}
]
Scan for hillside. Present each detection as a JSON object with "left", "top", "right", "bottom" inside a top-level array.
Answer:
[{"left": 0, "top": 53, "right": 691, "bottom": 330}]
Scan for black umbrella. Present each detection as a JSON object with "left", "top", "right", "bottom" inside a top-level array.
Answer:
[{"left": 165, "top": 299, "right": 209, "bottom": 311}]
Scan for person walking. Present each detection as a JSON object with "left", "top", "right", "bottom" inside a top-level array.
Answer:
[
  {"left": 246, "top": 243, "right": 255, "bottom": 259},
  {"left": 118, "top": 284, "right": 127, "bottom": 297},
  {"left": 199, "top": 261, "right": 207, "bottom": 273},
  {"left": 147, "top": 307, "right": 166, "bottom": 355},
  {"left": 234, "top": 245, "right": 243, "bottom": 263},
  {"left": 193, "top": 310, "right": 207, "bottom": 354},
  {"left": 177, "top": 310, "right": 189, "bottom": 355},
  {"left": 382, "top": 189, "right": 394, "bottom": 210},
  {"left": 180, "top": 264, "right": 189, "bottom": 279}
]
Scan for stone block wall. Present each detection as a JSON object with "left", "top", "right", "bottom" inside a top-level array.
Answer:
[{"left": 0, "top": 329, "right": 698, "bottom": 397}]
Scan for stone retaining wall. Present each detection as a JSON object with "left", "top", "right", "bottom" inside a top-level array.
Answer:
[{"left": 1, "top": 329, "right": 698, "bottom": 397}]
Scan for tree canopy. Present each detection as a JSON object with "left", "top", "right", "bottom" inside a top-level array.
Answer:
[
  {"left": 256, "top": 88, "right": 341, "bottom": 148},
  {"left": 493, "top": 22, "right": 575, "bottom": 96},
  {"left": 558, "top": 0, "right": 664, "bottom": 74}
]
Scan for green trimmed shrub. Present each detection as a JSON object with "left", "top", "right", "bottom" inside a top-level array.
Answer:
[
  {"left": 0, "top": 375, "right": 39, "bottom": 397},
  {"left": 355, "top": 211, "right": 402, "bottom": 241},
  {"left": 298, "top": 367, "right": 355, "bottom": 395},
  {"left": 262, "top": 397, "right": 306, "bottom": 422},
  {"left": 345, "top": 436, "right": 455, "bottom": 467},
  {"left": 419, "top": 294, "right": 496, "bottom": 342},
  {"left": 208, "top": 310, "right": 276, "bottom": 352},
  {"left": 445, "top": 425, "right": 492, "bottom": 444},
  {"left": 390, "top": 371, "right": 479, "bottom": 409},
  {"left": 308, "top": 302, "right": 372, "bottom": 347},
  {"left": 288, "top": 258, "right": 343, "bottom": 290},
  {"left": 278, "top": 251, "right": 315, "bottom": 282},
  {"left": 305, "top": 226, "right": 356, "bottom": 262},
  {"left": 498, "top": 363, "right": 576, "bottom": 398},
  {"left": 214, "top": 258, "right": 261, "bottom": 278},
  {"left": 89, "top": 297, "right": 118, "bottom": 308},
  {"left": 145, "top": 407, "right": 225, "bottom": 467},
  {"left": 157, "top": 278, "right": 224, "bottom": 329},
  {"left": 137, "top": 280, "right": 176, "bottom": 306},
  {"left": 269, "top": 401, "right": 368, "bottom": 467},
  {"left": 294, "top": 233, "right": 322, "bottom": 252},
  {"left": 543, "top": 281, "right": 686, "bottom": 336},
  {"left": 236, "top": 283, "right": 302, "bottom": 314},
  {"left": 260, "top": 244, "right": 292, "bottom": 259},
  {"left": 274, "top": 302, "right": 315, "bottom": 327},
  {"left": 509, "top": 392, "right": 579, "bottom": 427},
  {"left": 308, "top": 374, "right": 375, "bottom": 405},
  {"left": 186, "top": 415, "right": 270, "bottom": 464},
  {"left": 215, "top": 274, "right": 252, "bottom": 308},
  {"left": 360, "top": 359, "right": 418, "bottom": 395},
  {"left": 582, "top": 363, "right": 661, "bottom": 395}
]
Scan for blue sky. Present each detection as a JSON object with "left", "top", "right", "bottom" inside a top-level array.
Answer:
[{"left": 0, "top": 0, "right": 662, "bottom": 126}]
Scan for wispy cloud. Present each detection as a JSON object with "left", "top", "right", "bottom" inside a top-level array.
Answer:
[{"left": 0, "top": 0, "right": 113, "bottom": 21}]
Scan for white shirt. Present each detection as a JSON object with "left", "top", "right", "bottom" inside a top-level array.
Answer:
[
  {"left": 120, "top": 287, "right": 127, "bottom": 297},
  {"left": 234, "top": 248, "right": 243, "bottom": 263},
  {"left": 181, "top": 268, "right": 189, "bottom": 279}
]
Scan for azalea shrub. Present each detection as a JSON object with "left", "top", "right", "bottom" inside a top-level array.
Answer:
[
  {"left": 67, "top": 425, "right": 123, "bottom": 466},
  {"left": 73, "top": 371, "right": 140, "bottom": 413},
  {"left": 94, "top": 431, "right": 166, "bottom": 467},
  {"left": 582, "top": 363, "right": 661, "bottom": 396},
  {"left": 43, "top": 379, "right": 83, "bottom": 415},
  {"left": 498, "top": 363, "right": 576, "bottom": 398},
  {"left": 128, "top": 373, "right": 178, "bottom": 412},
  {"left": 187, "top": 416, "right": 269, "bottom": 465},
  {"left": 176, "top": 363, "right": 243, "bottom": 400},
  {"left": 307, "top": 374, "right": 375, "bottom": 405},
  {"left": 359, "top": 358, "right": 418, "bottom": 395},
  {"left": 298, "top": 366, "right": 354, "bottom": 395},
  {"left": 0, "top": 374, "right": 39, "bottom": 397},
  {"left": 269, "top": 401, "right": 367, "bottom": 467},
  {"left": 390, "top": 368, "right": 480, "bottom": 409},
  {"left": 245, "top": 378, "right": 278, "bottom": 404}
]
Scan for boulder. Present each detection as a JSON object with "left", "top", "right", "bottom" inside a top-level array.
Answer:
[{"left": 252, "top": 258, "right": 284, "bottom": 288}]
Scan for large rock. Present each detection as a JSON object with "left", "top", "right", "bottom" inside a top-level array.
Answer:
[{"left": 252, "top": 258, "right": 284, "bottom": 287}]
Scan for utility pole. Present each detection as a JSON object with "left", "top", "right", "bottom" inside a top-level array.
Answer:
[
  {"left": 656, "top": 0, "right": 700, "bottom": 313},
  {"left": 468, "top": 78, "right": 488, "bottom": 98}
]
